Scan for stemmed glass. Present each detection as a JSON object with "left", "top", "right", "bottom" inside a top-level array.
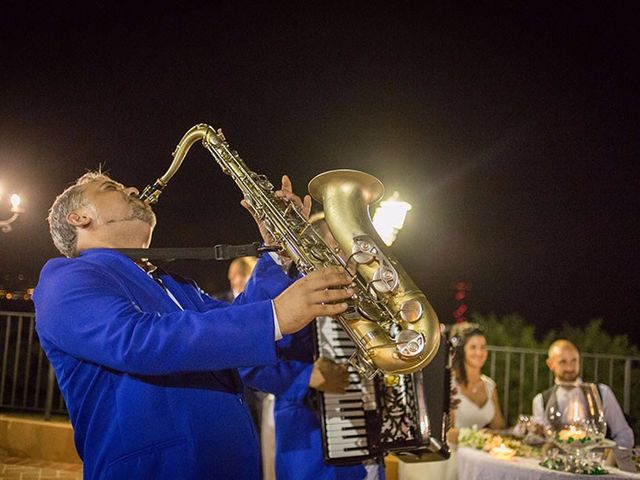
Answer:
[
  {"left": 542, "top": 383, "right": 608, "bottom": 473},
  {"left": 545, "top": 382, "right": 606, "bottom": 447}
]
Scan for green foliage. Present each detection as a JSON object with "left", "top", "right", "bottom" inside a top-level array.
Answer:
[
  {"left": 469, "top": 312, "right": 539, "bottom": 349},
  {"left": 469, "top": 311, "right": 639, "bottom": 359},
  {"left": 542, "top": 318, "right": 640, "bottom": 357}
]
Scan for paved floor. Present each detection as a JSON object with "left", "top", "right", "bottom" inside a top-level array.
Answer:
[{"left": 0, "top": 453, "right": 82, "bottom": 480}]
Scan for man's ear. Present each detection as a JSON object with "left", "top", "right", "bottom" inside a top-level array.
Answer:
[
  {"left": 67, "top": 210, "right": 91, "bottom": 228},
  {"left": 545, "top": 357, "right": 553, "bottom": 370}
]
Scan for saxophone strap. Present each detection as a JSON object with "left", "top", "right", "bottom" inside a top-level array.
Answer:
[{"left": 115, "top": 242, "right": 279, "bottom": 264}]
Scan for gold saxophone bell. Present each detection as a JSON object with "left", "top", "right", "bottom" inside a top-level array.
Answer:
[{"left": 309, "top": 170, "right": 441, "bottom": 375}]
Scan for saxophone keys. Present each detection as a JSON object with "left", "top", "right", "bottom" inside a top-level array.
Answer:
[
  {"left": 354, "top": 295, "right": 379, "bottom": 321},
  {"left": 348, "top": 352, "right": 377, "bottom": 379},
  {"left": 351, "top": 238, "right": 376, "bottom": 264},
  {"left": 371, "top": 265, "right": 399, "bottom": 293},
  {"left": 395, "top": 329, "right": 425, "bottom": 358},
  {"left": 399, "top": 299, "right": 424, "bottom": 323}
]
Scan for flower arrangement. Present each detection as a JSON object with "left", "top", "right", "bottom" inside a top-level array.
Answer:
[{"left": 457, "top": 427, "right": 540, "bottom": 458}]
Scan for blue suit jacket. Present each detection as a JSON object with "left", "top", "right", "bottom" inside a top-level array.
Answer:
[
  {"left": 241, "top": 325, "right": 370, "bottom": 480},
  {"left": 33, "top": 249, "right": 293, "bottom": 479}
]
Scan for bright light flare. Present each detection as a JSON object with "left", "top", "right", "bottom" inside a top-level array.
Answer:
[
  {"left": 10, "top": 194, "right": 21, "bottom": 209},
  {"left": 372, "top": 191, "right": 412, "bottom": 246}
]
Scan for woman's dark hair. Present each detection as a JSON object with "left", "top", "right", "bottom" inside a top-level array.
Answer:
[{"left": 451, "top": 327, "right": 486, "bottom": 387}]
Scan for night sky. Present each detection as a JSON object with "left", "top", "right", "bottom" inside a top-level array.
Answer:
[{"left": 1, "top": 3, "right": 638, "bottom": 344}]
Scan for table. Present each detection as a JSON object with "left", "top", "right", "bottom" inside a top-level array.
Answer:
[{"left": 457, "top": 447, "right": 640, "bottom": 480}]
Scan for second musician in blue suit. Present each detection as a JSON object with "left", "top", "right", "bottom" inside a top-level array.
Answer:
[{"left": 241, "top": 322, "right": 383, "bottom": 480}]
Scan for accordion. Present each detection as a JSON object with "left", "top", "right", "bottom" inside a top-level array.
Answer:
[{"left": 314, "top": 316, "right": 452, "bottom": 464}]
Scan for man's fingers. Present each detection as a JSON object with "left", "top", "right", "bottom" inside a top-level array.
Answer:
[
  {"left": 240, "top": 199, "right": 257, "bottom": 219},
  {"left": 276, "top": 265, "right": 355, "bottom": 335},
  {"left": 302, "top": 195, "right": 312, "bottom": 218},
  {"left": 283, "top": 191, "right": 304, "bottom": 209},
  {"left": 275, "top": 175, "right": 311, "bottom": 217},
  {"left": 338, "top": 367, "right": 349, "bottom": 392},
  {"left": 321, "top": 360, "right": 349, "bottom": 394},
  {"left": 281, "top": 175, "right": 292, "bottom": 193},
  {"left": 314, "top": 302, "right": 349, "bottom": 316},
  {"left": 276, "top": 189, "right": 305, "bottom": 212},
  {"left": 308, "top": 287, "right": 353, "bottom": 305},
  {"left": 304, "top": 267, "right": 352, "bottom": 289}
]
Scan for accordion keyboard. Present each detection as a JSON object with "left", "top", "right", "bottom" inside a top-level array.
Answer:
[{"left": 315, "top": 316, "right": 375, "bottom": 460}]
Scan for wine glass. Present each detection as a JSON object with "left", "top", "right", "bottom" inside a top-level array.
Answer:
[
  {"left": 544, "top": 382, "right": 606, "bottom": 446},
  {"left": 542, "top": 383, "right": 608, "bottom": 473}
]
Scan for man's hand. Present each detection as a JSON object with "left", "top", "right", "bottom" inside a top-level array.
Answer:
[
  {"left": 309, "top": 357, "right": 350, "bottom": 394},
  {"left": 241, "top": 174, "right": 312, "bottom": 248},
  {"left": 274, "top": 266, "right": 353, "bottom": 335}
]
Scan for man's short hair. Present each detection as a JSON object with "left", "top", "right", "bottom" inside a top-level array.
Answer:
[{"left": 48, "top": 170, "right": 108, "bottom": 258}]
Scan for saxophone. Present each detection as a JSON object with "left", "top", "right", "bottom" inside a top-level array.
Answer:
[{"left": 140, "top": 124, "right": 441, "bottom": 376}]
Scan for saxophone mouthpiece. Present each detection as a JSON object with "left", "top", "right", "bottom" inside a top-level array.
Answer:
[{"left": 139, "top": 179, "right": 166, "bottom": 205}]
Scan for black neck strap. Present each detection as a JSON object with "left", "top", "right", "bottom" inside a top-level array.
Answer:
[{"left": 115, "top": 242, "right": 279, "bottom": 263}]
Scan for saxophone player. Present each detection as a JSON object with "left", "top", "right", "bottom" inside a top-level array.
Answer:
[{"left": 33, "top": 171, "right": 353, "bottom": 480}]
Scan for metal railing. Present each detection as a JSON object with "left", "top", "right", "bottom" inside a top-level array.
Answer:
[
  {"left": 2, "top": 310, "right": 640, "bottom": 426},
  {"left": 487, "top": 345, "right": 640, "bottom": 425},
  {"left": 0, "top": 311, "right": 67, "bottom": 419}
]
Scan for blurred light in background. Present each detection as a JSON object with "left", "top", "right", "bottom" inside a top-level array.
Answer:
[
  {"left": 0, "top": 182, "right": 25, "bottom": 233},
  {"left": 10, "top": 193, "right": 21, "bottom": 209},
  {"left": 372, "top": 191, "right": 412, "bottom": 246}
]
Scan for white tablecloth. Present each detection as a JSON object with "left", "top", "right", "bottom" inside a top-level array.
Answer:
[{"left": 457, "top": 447, "right": 640, "bottom": 480}]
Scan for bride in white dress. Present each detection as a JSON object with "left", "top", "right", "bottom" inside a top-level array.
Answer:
[{"left": 399, "top": 325, "right": 506, "bottom": 480}]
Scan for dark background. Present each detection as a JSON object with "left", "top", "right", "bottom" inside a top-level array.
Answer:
[{"left": 1, "top": 2, "right": 638, "bottom": 343}]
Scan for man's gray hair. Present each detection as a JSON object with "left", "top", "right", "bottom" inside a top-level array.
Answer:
[{"left": 48, "top": 171, "right": 108, "bottom": 258}]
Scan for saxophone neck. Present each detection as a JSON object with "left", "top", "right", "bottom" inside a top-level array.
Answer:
[{"left": 139, "top": 124, "right": 217, "bottom": 204}]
